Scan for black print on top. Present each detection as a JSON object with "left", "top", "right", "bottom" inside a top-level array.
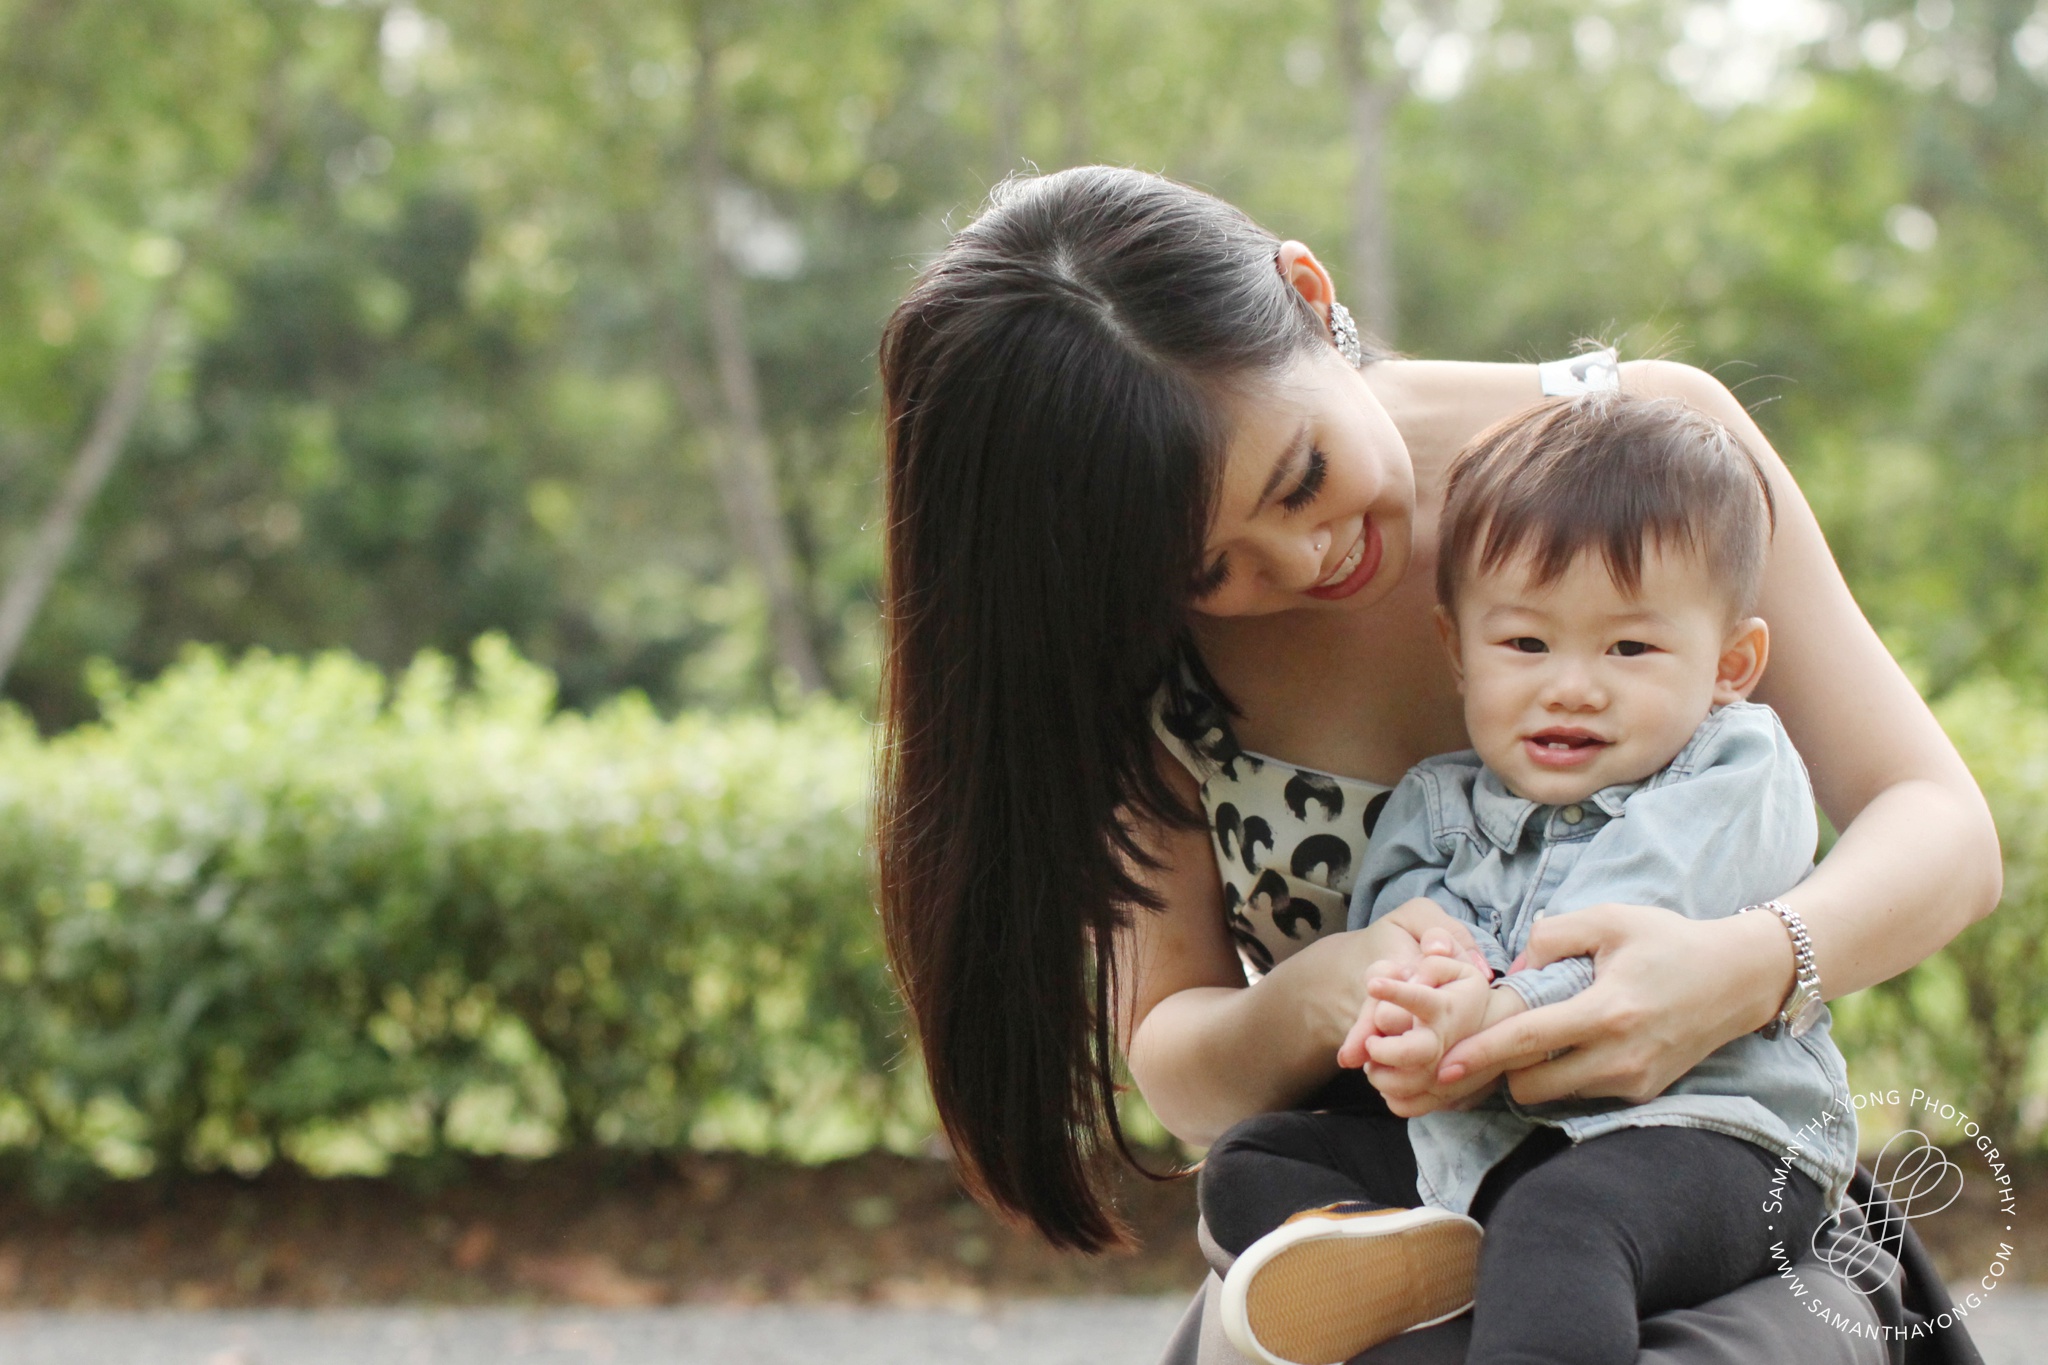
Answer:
[
  {"left": 1249, "top": 867, "right": 1322, "bottom": 940},
  {"left": 1291, "top": 833, "right": 1353, "bottom": 889},
  {"left": 1215, "top": 803, "right": 1242, "bottom": 863},
  {"left": 1223, "top": 883, "right": 1275, "bottom": 974},
  {"left": 1240, "top": 816, "right": 1274, "bottom": 873},
  {"left": 1155, "top": 662, "right": 1390, "bottom": 973},
  {"left": 1158, "top": 682, "right": 1265, "bottom": 782},
  {"left": 1362, "top": 789, "right": 1392, "bottom": 838},
  {"left": 1285, "top": 770, "right": 1346, "bottom": 823}
]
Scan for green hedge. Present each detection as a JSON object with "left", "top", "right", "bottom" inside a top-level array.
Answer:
[
  {"left": 0, "top": 639, "right": 923, "bottom": 1191},
  {"left": 1831, "top": 675, "right": 2048, "bottom": 1149},
  {"left": 0, "top": 640, "right": 2039, "bottom": 1192}
]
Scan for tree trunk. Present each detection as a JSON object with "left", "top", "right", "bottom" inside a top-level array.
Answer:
[
  {"left": 686, "top": 9, "right": 827, "bottom": 695},
  {"left": 1058, "top": 0, "right": 1088, "bottom": 167},
  {"left": 0, "top": 0, "right": 69, "bottom": 244},
  {"left": 1335, "top": 0, "right": 1396, "bottom": 345},
  {"left": 0, "top": 57, "right": 288, "bottom": 688},
  {"left": 992, "top": 0, "right": 1024, "bottom": 181},
  {"left": 0, "top": 292, "right": 180, "bottom": 684}
]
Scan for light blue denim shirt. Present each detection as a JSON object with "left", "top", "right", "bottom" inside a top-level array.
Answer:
[{"left": 1345, "top": 701, "right": 1856, "bottom": 1216}]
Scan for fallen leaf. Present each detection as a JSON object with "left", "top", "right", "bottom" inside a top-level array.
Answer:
[
  {"left": 677, "top": 1155, "right": 735, "bottom": 1206},
  {"left": 512, "top": 1252, "right": 662, "bottom": 1308},
  {"left": 452, "top": 1222, "right": 497, "bottom": 1272}
]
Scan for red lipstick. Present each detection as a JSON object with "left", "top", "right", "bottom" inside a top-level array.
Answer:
[{"left": 1304, "top": 519, "right": 1383, "bottom": 602}]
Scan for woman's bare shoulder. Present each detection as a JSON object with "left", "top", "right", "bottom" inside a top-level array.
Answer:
[
  {"left": 1375, "top": 355, "right": 1736, "bottom": 419},
  {"left": 1368, "top": 357, "right": 1545, "bottom": 423},
  {"left": 1366, "top": 358, "right": 1546, "bottom": 478}
]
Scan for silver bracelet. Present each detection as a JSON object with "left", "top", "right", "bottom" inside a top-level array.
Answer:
[{"left": 1742, "top": 899, "right": 1824, "bottom": 1040}]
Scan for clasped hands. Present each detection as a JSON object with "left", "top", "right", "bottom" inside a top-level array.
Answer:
[
  {"left": 1337, "top": 899, "right": 1531, "bottom": 1118},
  {"left": 1326, "top": 897, "right": 1763, "bottom": 1117}
]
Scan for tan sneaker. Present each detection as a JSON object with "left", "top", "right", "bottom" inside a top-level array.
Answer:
[{"left": 1218, "top": 1202, "right": 1482, "bottom": 1365}]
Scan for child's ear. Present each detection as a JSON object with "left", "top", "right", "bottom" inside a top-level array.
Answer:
[
  {"left": 1433, "top": 604, "right": 1466, "bottom": 693},
  {"left": 1714, "top": 617, "right": 1770, "bottom": 704}
]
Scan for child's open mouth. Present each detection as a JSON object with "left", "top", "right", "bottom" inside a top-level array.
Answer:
[{"left": 1523, "top": 729, "right": 1611, "bottom": 768}]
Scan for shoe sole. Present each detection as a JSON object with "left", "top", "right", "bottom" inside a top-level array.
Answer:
[{"left": 1221, "top": 1208, "right": 1481, "bottom": 1365}]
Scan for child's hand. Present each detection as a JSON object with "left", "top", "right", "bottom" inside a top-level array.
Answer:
[
  {"left": 1355, "top": 950, "right": 1523, "bottom": 1117},
  {"left": 1368, "top": 951, "right": 1490, "bottom": 1068},
  {"left": 1335, "top": 955, "right": 1422, "bottom": 1069},
  {"left": 1335, "top": 936, "right": 1487, "bottom": 1069}
]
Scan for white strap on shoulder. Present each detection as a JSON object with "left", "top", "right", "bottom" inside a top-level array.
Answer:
[{"left": 1537, "top": 347, "right": 1621, "bottom": 397}]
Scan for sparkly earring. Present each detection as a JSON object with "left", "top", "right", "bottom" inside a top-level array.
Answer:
[{"left": 1328, "top": 300, "right": 1365, "bottom": 368}]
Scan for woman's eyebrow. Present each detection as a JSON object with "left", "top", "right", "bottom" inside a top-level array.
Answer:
[{"left": 1252, "top": 421, "right": 1312, "bottom": 513}]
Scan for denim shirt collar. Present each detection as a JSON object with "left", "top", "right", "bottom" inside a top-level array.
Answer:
[{"left": 1470, "top": 764, "right": 1640, "bottom": 851}]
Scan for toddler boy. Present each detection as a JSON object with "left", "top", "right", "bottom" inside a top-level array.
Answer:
[{"left": 1204, "top": 394, "right": 1855, "bottom": 1365}]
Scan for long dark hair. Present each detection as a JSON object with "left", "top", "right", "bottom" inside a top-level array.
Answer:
[{"left": 875, "top": 167, "right": 1357, "bottom": 1251}]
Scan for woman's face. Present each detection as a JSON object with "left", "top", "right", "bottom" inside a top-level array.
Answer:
[{"left": 1192, "top": 344, "right": 1417, "bottom": 619}]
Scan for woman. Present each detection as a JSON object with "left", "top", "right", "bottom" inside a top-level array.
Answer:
[{"left": 874, "top": 167, "right": 1998, "bottom": 1360}]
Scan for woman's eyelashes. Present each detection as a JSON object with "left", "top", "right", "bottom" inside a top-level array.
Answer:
[
  {"left": 1192, "top": 446, "right": 1327, "bottom": 597},
  {"left": 1279, "top": 448, "right": 1327, "bottom": 512}
]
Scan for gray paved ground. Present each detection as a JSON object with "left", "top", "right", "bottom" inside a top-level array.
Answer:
[
  {"left": 0, "top": 1298, "right": 1191, "bottom": 1365},
  {"left": 0, "top": 1291, "right": 2040, "bottom": 1364}
]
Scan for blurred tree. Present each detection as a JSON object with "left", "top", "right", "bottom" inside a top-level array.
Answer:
[
  {"left": 682, "top": 1, "right": 826, "bottom": 693},
  {"left": 993, "top": 0, "right": 1024, "bottom": 179},
  {"left": 0, "top": 41, "right": 290, "bottom": 686},
  {"left": 0, "top": 0, "right": 2042, "bottom": 726},
  {"left": 1057, "top": 0, "right": 1091, "bottom": 167},
  {"left": 1335, "top": 0, "right": 1398, "bottom": 342}
]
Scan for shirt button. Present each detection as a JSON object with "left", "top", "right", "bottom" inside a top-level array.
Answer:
[{"left": 1560, "top": 804, "right": 1585, "bottom": 825}]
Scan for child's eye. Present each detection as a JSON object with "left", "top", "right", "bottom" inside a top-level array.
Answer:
[
  {"left": 1610, "top": 640, "right": 1652, "bottom": 657},
  {"left": 1507, "top": 637, "right": 1547, "bottom": 654}
]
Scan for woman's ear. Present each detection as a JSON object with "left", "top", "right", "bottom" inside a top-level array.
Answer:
[
  {"left": 1433, "top": 603, "right": 1466, "bottom": 694},
  {"left": 1276, "top": 241, "right": 1335, "bottom": 328},
  {"left": 1713, "top": 617, "right": 1770, "bottom": 704}
]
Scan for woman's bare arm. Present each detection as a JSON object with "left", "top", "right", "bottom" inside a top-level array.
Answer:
[
  {"left": 1440, "top": 360, "right": 2003, "bottom": 1105},
  {"left": 1117, "top": 743, "right": 1460, "bottom": 1146}
]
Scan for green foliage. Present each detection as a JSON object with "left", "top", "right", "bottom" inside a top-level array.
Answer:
[
  {"left": 3, "top": 1, "right": 2045, "bottom": 724},
  {"left": 2, "top": 0, "right": 2045, "bottom": 1165},
  {"left": 0, "top": 640, "right": 919, "bottom": 1192},
  {"left": 1831, "top": 674, "right": 2048, "bottom": 1148}
]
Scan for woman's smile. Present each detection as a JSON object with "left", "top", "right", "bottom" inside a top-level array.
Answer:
[{"left": 1304, "top": 518, "right": 1383, "bottom": 600}]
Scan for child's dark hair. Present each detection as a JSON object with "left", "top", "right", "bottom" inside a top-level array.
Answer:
[{"left": 1436, "top": 392, "right": 1776, "bottom": 617}]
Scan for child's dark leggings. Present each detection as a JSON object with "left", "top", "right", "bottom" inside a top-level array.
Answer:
[{"left": 1199, "top": 1105, "right": 1827, "bottom": 1365}]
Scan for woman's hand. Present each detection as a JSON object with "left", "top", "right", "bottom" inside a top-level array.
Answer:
[
  {"left": 1294, "top": 912, "right": 1482, "bottom": 1054},
  {"left": 1377, "top": 899, "right": 1492, "bottom": 976},
  {"left": 1342, "top": 951, "right": 1501, "bottom": 1115},
  {"left": 1436, "top": 903, "right": 1793, "bottom": 1105}
]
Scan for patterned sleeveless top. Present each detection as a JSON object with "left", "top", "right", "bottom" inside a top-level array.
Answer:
[{"left": 1151, "top": 349, "right": 1621, "bottom": 974}]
